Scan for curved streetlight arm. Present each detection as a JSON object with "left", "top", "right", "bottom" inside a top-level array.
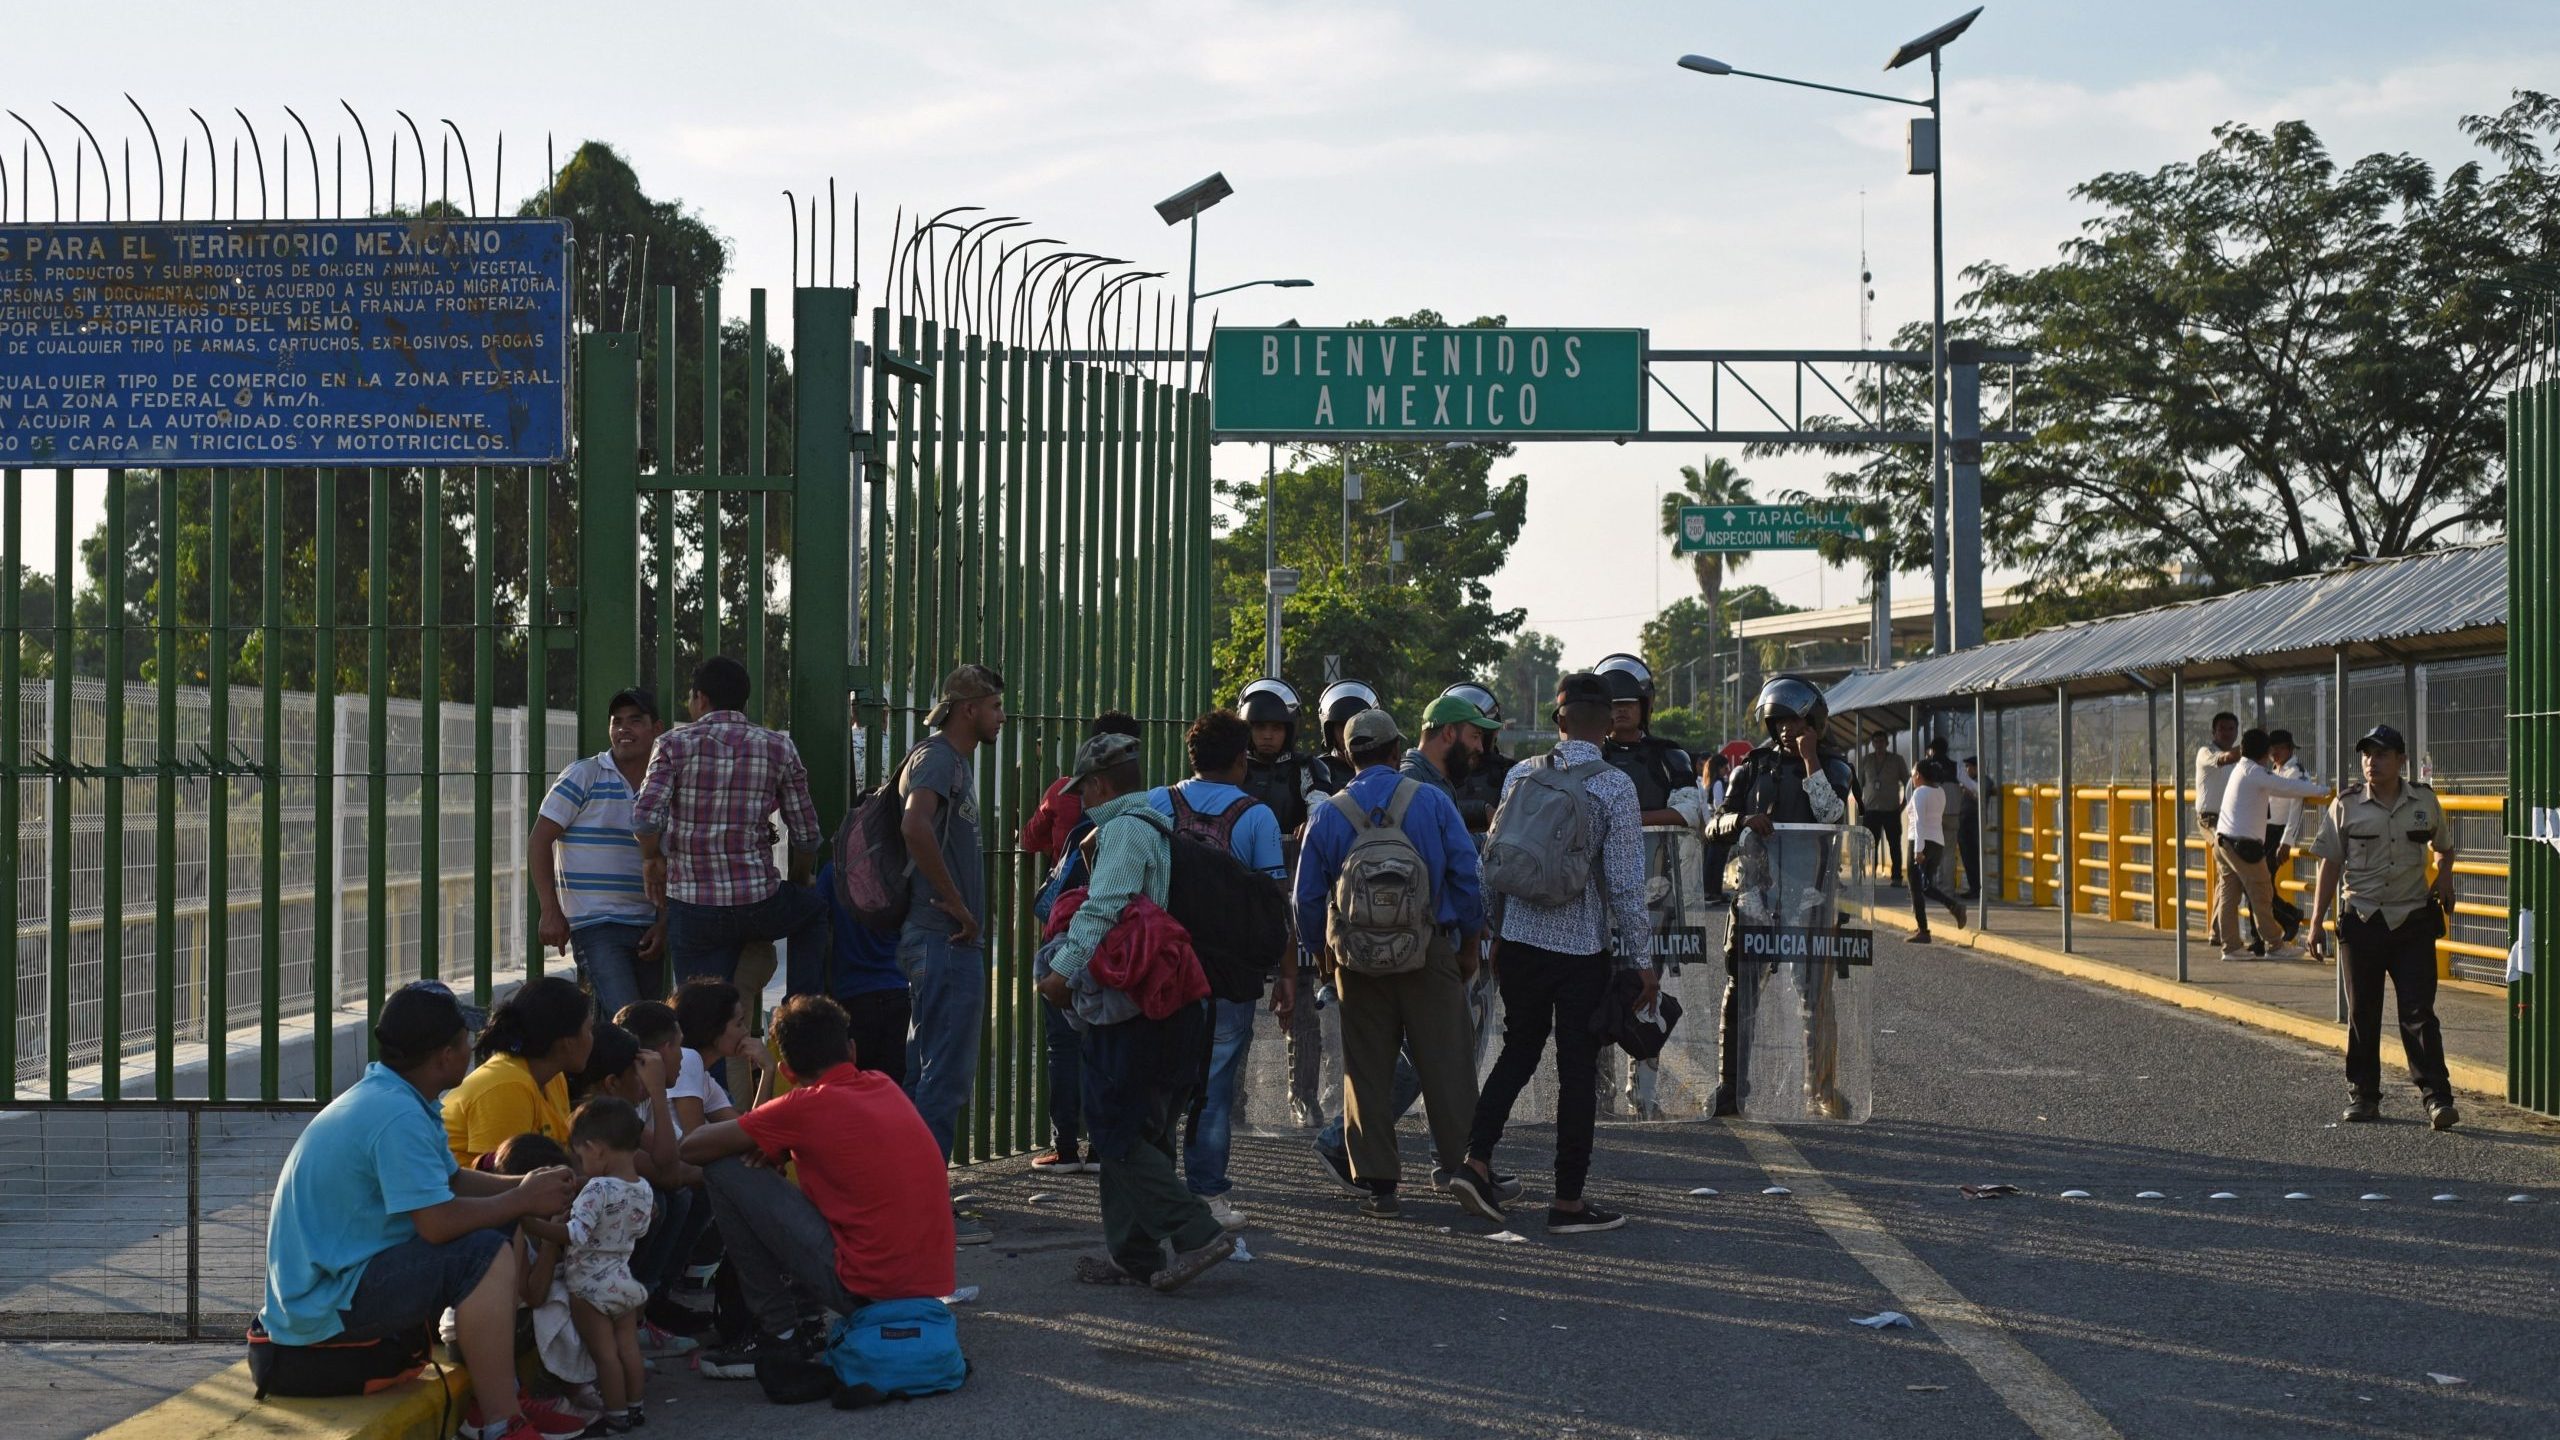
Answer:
[
  {"left": 1678, "top": 56, "right": 1929, "bottom": 110},
  {"left": 1197, "top": 276, "right": 1314, "bottom": 301}
]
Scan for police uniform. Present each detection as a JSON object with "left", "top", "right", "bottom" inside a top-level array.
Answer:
[
  {"left": 2307, "top": 761, "right": 2456, "bottom": 1116},
  {"left": 1702, "top": 679, "right": 1854, "bottom": 1114},
  {"left": 1602, "top": 734, "right": 1698, "bottom": 816}
]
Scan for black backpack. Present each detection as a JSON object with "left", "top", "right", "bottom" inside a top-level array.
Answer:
[
  {"left": 245, "top": 1317, "right": 430, "bottom": 1399},
  {"left": 1113, "top": 809, "right": 1290, "bottom": 1003}
]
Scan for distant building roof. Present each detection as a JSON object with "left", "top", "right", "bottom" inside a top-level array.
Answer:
[{"left": 1824, "top": 542, "right": 2504, "bottom": 716}]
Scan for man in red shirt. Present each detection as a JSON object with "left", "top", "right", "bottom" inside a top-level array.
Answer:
[{"left": 678, "top": 995, "right": 955, "bottom": 1379}]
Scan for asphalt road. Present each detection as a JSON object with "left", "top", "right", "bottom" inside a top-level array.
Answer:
[
  {"left": 628, "top": 936, "right": 2560, "bottom": 1440},
  {"left": 23, "top": 934, "right": 2560, "bottom": 1439}
]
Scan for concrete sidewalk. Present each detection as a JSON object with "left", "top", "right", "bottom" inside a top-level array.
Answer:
[{"left": 1874, "top": 890, "right": 2509, "bottom": 1095}]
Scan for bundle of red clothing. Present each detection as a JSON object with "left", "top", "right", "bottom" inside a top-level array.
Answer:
[{"left": 1040, "top": 889, "right": 1208, "bottom": 1020}]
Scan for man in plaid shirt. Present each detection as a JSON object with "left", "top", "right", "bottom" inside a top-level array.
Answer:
[{"left": 632, "top": 656, "right": 830, "bottom": 994}]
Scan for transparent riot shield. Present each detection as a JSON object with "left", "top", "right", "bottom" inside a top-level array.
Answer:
[{"left": 1725, "top": 821, "right": 1876, "bottom": 1122}]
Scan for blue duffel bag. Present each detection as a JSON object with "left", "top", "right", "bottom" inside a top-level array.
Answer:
[{"left": 825, "top": 1297, "right": 968, "bottom": 1408}]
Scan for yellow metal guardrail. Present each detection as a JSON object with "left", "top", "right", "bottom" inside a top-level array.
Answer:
[{"left": 2005, "top": 785, "right": 2507, "bottom": 979}]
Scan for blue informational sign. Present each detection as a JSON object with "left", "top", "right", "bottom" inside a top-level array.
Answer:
[{"left": 0, "top": 218, "right": 571, "bottom": 466}]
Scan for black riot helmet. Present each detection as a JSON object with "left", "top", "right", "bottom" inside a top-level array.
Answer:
[
  {"left": 1437, "top": 682, "right": 1504, "bottom": 726},
  {"left": 1317, "top": 679, "right": 1381, "bottom": 753},
  {"left": 1752, "top": 674, "right": 1830, "bottom": 737},
  {"left": 1240, "top": 677, "right": 1302, "bottom": 756},
  {"left": 1594, "top": 652, "right": 1654, "bottom": 704},
  {"left": 1239, "top": 678, "right": 1301, "bottom": 729}
]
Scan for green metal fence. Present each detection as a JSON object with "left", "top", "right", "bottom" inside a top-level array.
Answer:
[
  {"left": 854, "top": 310, "right": 1214, "bottom": 1165},
  {"left": 0, "top": 232, "right": 1213, "bottom": 1165},
  {"left": 2510, "top": 297, "right": 2558, "bottom": 1117}
]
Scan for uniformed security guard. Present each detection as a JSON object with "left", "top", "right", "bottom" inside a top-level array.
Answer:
[
  {"left": 1593, "top": 653, "right": 1702, "bottom": 827},
  {"left": 2306, "top": 724, "right": 2459, "bottom": 1129},
  {"left": 1239, "top": 678, "right": 1324, "bottom": 1126},
  {"left": 1702, "top": 675, "right": 1855, "bottom": 1115},
  {"left": 1310, "top": 679, "right": 1381, "bottom": 795}
]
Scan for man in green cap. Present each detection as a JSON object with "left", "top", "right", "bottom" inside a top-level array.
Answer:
[{"left": 1403, "top": 692, "right": 1501, "bottom": 824}]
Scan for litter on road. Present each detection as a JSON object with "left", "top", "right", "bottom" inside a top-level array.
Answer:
[
  {"left": 1853, "top": 1311, "right": 1915, "bottom": 1329},
  {"left": 2429, "top": 1373, "right": 2470, "bottom": 1386},
  {"left": 1959, "top": 1183, "right": 2021, "bottom": 1199}
]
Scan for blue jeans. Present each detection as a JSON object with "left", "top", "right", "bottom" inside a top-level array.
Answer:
[
  {"left": 1044, "top": 1002, "right": 1084, "bottom": 1156},
  {"left": 897, "top": 924, "right": 985, "bottom": 1161},
  {"left": 1183, "top": 998, "right": 1259, "bottom": 1197},
  {"left": 631, "top": 1182, "right": 710, "bottom": 1300},
  {"left": 569, "top": 920, "right": 659, "bottom": 1019},
  {"left": 665, "top": 882, "right": 831, "bottom": 995},
  {"left": 1319, "top": 1047, "right": 1423, "bottom": 1159},
  {"left": 336, "top": 1228, "right": 509, "bottom": 1341}
]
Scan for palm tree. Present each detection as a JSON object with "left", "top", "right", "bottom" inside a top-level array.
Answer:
[{"left": 1658, "top": 459, "right": 1756, "bottom": 729}]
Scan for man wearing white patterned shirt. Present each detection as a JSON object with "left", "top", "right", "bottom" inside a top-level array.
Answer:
[{"left": 1454, "top": 673, "right": 1654, "bottom": 1235}]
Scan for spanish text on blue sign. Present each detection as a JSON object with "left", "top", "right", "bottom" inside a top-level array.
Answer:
[{"left": 0, "top": 218, "right": 571, "bottom": 466}]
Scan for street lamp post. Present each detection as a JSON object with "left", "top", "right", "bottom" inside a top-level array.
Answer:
[
  {"left": 1678, "top": 6, "right": 1983, "bottom": 655},
  {"left": 1154, "top": 172, "right": 1234, "bottom": 392},
  {"left": 1379, "top": 506, "right": 1497, "bottom": 584}
]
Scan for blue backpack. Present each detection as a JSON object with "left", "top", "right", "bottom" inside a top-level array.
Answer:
[
  {"left": 824, "top": 1298, "right": 967, "bottom": 1408},
  {"left": 1032, "top": 816, "right": 1098, "bottom": 926}
]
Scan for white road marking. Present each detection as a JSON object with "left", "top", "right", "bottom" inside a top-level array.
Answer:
[{"left": 1735, "top": 1121, "right": 2127, "bottom": 1440}]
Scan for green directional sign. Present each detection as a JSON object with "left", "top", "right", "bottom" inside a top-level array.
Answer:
[
  {"left": 1676, "top": 504, "right": 1862, "bottom": 552},
  {"left": 1210, "top": 326, "right": 1645, "bottom": 438}
]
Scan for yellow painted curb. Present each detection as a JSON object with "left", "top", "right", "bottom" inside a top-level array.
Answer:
[
  {"left": 94, "top": 1357, "right": 472, "bottom": 1440},
  {"left": 1870, "top": 906, "right": 2508, "bottom": 1100}
]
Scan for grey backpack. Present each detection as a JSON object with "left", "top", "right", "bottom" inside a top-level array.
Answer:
[
  {"left": 1483, "top": 753, "right": 1610, "bottom": 906},
  {"left": 1325, "top": 779, "right": 1436, "bottom": 976}
]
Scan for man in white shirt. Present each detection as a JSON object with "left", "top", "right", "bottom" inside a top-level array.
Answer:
[
  {"left": 2258, "top": 729, "right": 2316, "bottom": 950},
  {"left": 1901, "top": 758, "right": 1967, "bottom": 941},
  {"left": 2214, "top": 728, "right": 2329, "bottom": 961},
  {"left": 2194, "top": 711, "right": 2241, "bottom": 946}
]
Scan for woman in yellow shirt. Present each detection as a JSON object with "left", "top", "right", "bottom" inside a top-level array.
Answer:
[{"left": 444, "top": 976, "right": 598, "bottom": 1167}]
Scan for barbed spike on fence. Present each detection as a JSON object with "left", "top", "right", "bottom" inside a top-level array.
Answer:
[
  {"left": 285, "top": 106, "right": 319, "bottom": 220},
  {"left": 784, "top": 190, "right": 799, "bottom": 289},
  {"left": 340, "top": 101, "right": 374, "bottom": 216},
  {"left": 125, "top": 96, "right": 163, "bottom": 219},
  {"left": 57, "top": 104, "right": 110, "bottom": 222},
  {"left": 395, "top": 111, "right": 426, "bottom": 215},
  {"left": 828, "top": 177, "right": 838, "bottom": 289},
  {"left": 492, "top": 132, "right": 503, "bottom": 220},
  {"left": 232, "top": 108, "right": 266, "bottom": 221},
  {"left": 439, "top": 119, "right": 475, "bottom": 217},
  {"left": 11, "top": 115, "right": 61, "bottom": 222}
]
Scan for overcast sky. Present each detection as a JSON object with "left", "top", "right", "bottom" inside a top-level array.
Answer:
[{"left": 15, "top": 1, "right": 2555, "bottom": 667}]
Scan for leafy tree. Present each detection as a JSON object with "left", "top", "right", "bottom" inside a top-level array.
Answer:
[
  {"left": 1210, "top": 311, "right": 1531, "bottom": 729},
  {"left": 1481, "top": 627, "right": 1563, "bottom": 731},
  {"left": 1758, "top": 91, "right": 2560, "bottom": 630},
  {"left": 1641, "top": 587, "right": 1801, "bottom": 735}
]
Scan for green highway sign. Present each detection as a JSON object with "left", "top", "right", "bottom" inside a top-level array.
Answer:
[
  {"left": 1209, "top": 326, "right": 1645, "bottom": 438},
  {"left": 1676, "top": 504, "right": 1862, "bottom": 552}
]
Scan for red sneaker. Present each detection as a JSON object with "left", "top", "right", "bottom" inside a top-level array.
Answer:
[
  {"left": 472, "top": 1394, "right": 586, "bottom": 1439},
  {"left": 460, "top": 1416, "right": 547, "bottom": 1440}
]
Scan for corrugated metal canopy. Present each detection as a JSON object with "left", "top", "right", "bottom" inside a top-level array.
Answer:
[{"left": 1825, "top": 542, "right": 2505, "bottom": 717}]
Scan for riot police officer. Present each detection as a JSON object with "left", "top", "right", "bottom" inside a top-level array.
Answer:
[
  {"left": 1239, "top": 678, "right": 1316, "bottom": 840},
  {"left": 1310, "top": 679, "right": 1380, "bottom": 794},
  {"left": 1439, "top": 682, "right": 1515, "bottom": 835},
  {"left": 1240, "top": 678, "right": 1325, "bottom": 1127},
  {"left": 2306, "top": 724, "right": 2459, "bottom": 1129},
  {"left": 1703, "top": 675, "right": 1856, "bottom": 1115},
  {"left": 1593, "top": 653, "right": 1703, "bottom": 828}
]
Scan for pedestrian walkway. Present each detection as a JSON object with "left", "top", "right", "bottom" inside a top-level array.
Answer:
[{"left": 1872, "top": 894, "right": 2509, "bottom": 1095}]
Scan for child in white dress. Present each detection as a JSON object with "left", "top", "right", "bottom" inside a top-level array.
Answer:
[{"left": 566, "top": 1097, "right": 653, "bottom": 1433}]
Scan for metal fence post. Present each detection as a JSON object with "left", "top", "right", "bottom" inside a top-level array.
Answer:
[
  {"left": 2057, "top": 683, "right": 2073, "bottom": 955},
  {"left": 2335, "top": 645, "right": 2351, "bottom": 1022},
  {"left": 789, "top": 288, "right": 857, "bottom": 834},
  {"left": 577, "top": 334, "right": 642, "bottom": 757},
  {"left": 2171, "top": 668, "right": 2189, "bottom": 982}
]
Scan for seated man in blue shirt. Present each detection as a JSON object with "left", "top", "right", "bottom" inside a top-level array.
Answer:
[
  {"left": 259, "top": 982, "right": 577, "bottom": 1440},
  {"left": 1293, "top": 707, "right": 1487, "bottom": 1221},
  {"left": 1147, "top": 708, "right": 1289, "bottom": 1231}
]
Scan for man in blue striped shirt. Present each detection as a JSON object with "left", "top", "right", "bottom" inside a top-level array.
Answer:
[{"left": 533, "top": 687, "right": 666, "bottom": 1016}]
